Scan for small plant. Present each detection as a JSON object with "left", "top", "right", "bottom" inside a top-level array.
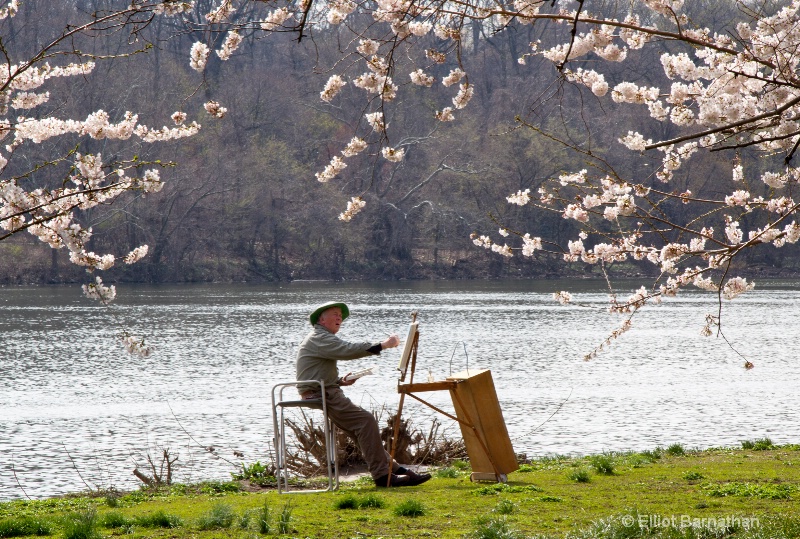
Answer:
[
  {"left": 135, "top": 510, "right": 182, "bottom": 528},
  {"left": 200, "top": 481, "right": 240, "bottom": 495},
  {"left": 62, "top": 510, "right": 101, "bottom": 539},
  {"left": 451, "top": 460, "right": 471, "bottom": 471},
  {"left": 435, "top": 467, "right": 460, "bottom": 478},
  {"left": 100, "top": 511, "right": 132, "bottom": 529},
  {"left": 277, "top": 501, "right": 293, "bottom": 534},
  {"left": 256, "top": 501, "right": 271, "bottom": 534},
  {"left": 358, "top": 494, "right": 385, "bottom": 509},
  {"left": 538, "top": 495, "right": 563, "bottom": 502},
  {"left": 516, "top": 464, "right": 536, "bottom": 473},
  {"left": 640, "top": 448, "right": 662, "bottom": 460},
  {"left": 0, "top": 515, "right": 52, "bottom": 537},
  {"left": 683, "top": 470, "right": 705, "bottom": 481},
  {"left": 467, "top": 516, "right": 523, "bottom": 539},
  {"left": 196, "top": 503, "right": 235, "bottom": 530},
  {"left": 740, "top": 438, "right": 774, "bottom": 450},
  {"left": 589, "top": 454, "right": 615, "bottom": 475},
  {"left": 567, "top": 468, "right": 591, "bottom": 483},
  {"left": 665, "top": 443, "right": 686, "bottom": 456},
  {"left": 334, "top": 494, "right": 360, "bottom": 510},
  {"left": 231, "top": 461, "right": 276, "bottom": 486},
  {"left": 493, "top": 499, "right": 516, "bottom": 515},
  {"left": 393, "top": 499, "right": 426, "bottom": 517}
]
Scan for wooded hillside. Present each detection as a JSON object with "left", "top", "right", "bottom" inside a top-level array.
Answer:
[{"left": 2, "top": 0, "right": 798, "bottom": 284}]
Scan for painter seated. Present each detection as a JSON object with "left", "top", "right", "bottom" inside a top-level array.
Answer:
[{"left": 296, "top": 301, "right": 430, "bottom": 488}]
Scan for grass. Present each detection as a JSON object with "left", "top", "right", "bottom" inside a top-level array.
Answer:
[
  {"left": 4, "top": 445, "right": 800, "bottom": 538},
  {"left": 393, "top": 499, "right": 426, "bottom": 517},
  {"left": 0, "top": 515, "right": 51, "bottom": 537},
  {"left": 589, "top": 453, "right": 615, "bottom": 475},
  {"left": 61, "top": 510, "right": 100, "bottom": 539},
  {"left": 195, "top": 503, "right": 234, "bottom": 530}
]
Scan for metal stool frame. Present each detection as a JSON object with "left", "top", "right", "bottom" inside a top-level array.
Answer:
[{"left": 271, "top": 380, "right": 339, "bottom": 493}]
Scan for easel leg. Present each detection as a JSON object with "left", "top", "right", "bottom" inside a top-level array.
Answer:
[{"left": 388, "top": 393, "right": 406, "bottom": 487}]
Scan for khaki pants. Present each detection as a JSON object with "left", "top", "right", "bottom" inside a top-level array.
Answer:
[{"left": 304, "top": 387, "right": 397, "bottom": 479}]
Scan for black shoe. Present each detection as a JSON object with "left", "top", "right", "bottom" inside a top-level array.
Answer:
[
  {"left": 374, "top": 473, "right": 412, "bottom": 488},
  {"left": 396, "top": 467, "right": 432, "bottom": 485}
]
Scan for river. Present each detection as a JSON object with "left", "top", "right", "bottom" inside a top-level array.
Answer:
[{"left": 1, "top": 279, "right": 798, "bottom": 500}]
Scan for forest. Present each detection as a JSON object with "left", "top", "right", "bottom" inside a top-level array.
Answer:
[{"left": 2, "top": 0, "right": 800, "bottom": 284}]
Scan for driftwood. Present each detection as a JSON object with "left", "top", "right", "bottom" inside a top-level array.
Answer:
[{"left": 133, "top": 448, "right": 179, "bottom": 487}]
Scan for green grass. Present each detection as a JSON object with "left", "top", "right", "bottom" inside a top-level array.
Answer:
[
  {"left": 195, "top": 503, "right": 234, "bottom": 530},
  {"left": 0, "top": 515, "right": 51, "bottom": 537},
  {"left": 589, "top": 453, "right": 615, "bottom": 475},
  {"left": 61, "top": 510, "right": 100, "bottom": 539},
  {"left": 4, "top": 445, "right": 800, "bottom": 537},
  {"left": 567, "top": 468, "right": 591, "bottom": 483},
  {"left": 393, "top": 499, "right": 426, "bottom": 517},
  {"left": 666, "top": 443, "right": 687, "bottom": 456},
  {"left": 742, "top": 438, "right": 775, "bottom": 451}
]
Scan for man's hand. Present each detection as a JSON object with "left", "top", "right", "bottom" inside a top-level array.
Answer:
[
  {"left": 339, "top": 373, "right": 357, "bottom": 386},
  {"left": 382, "top": 334, "right": 400, "bottom": 349}
]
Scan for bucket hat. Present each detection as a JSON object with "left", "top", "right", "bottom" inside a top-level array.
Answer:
[{"left": 309, "top": 301, "right": 350, "bottom": 325}]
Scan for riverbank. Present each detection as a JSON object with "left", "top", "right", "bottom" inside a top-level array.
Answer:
[{"left": 2, "top": 442, "right": 799, "bottom": 538}]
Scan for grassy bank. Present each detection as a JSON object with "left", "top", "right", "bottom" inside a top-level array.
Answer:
[{"left": 2, "top": 441, "right": 800, "bottom": 538}]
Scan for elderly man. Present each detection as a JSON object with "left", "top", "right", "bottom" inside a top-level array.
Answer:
[{"left": 296, "top": 301, "right": 431, "bottom": 488}]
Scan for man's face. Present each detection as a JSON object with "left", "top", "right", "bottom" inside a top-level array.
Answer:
[{"left": 318, "top": 307, "right": 343, "bottom": 334}]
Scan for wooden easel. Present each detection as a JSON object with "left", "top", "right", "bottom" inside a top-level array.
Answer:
[{"left": 388, "top": 313, "right": 518, "bottom": 484}]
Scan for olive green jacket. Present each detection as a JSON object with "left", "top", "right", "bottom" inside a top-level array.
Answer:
[{"left": 295, "top": 325, "right": 379, "bottom": 394}]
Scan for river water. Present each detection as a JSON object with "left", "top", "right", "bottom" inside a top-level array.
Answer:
[{"left": 1, "top": 279, "right": 799, "bottom": 501}]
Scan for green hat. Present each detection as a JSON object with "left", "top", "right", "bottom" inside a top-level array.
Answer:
[{"left": 309, "top": 301, "right": 350, "bottom": 326}]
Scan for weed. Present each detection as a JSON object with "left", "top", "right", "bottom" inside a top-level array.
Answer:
[
  {"left": 334, "top": 494, "right": 360, "bottom": 510},
  {"left": 567, "top": 468, "right": 591, "bottom": 483},
  {"left": 516, "top": 464, "right": 536, "bottom": 473},
  {"left": 134, "top": 510, "right": 182, "bottom": 528},
  {"left": 358, "top": 494, "right": 385, "bottom": 509},
  {"left": 493, "top": 499, "right": 516, "bottom": 515},
  {"left": 683, "top": 471, "right": 705, "bottom": 481},
  {"left": 196, "top": 503, "right": 235, "bottom": 530},
  {"left": 393, "top": 499, "right": 425, "bottom": 517},
  {"left": 256, "top": 501, "right": 271, "bottom": 534},
  {"left": 62, "top": 510, "right": 100, "bottom": 539},
  {"left": 435, "top": 467, "right": 460, "bottom": 478},
  {"left": 665, "top": 443, "right": 686, "bottom": 456},
  {"left": 741, "top": 437, "right": 774, "bottom": 451},
  {"left": 467, "top": 516, "right": 523, "bottom": 539},
  {"left": 640, "top": 448, "right": 662, "bottom": 461},
  {"left": 589, "top": 454, "right": 615, "bottom": 475},
  {"left": 451, "top": 460, "right": 471, "bottom": 471},
  {"left": 104, "top": 496, "right": 119, "bottom": 508},
  {"left": 199, "top": 481, "right": 240, "bottom": 495},
  {"left": 277, "top": 502, "right": 293, "bottom": 534},
  {"left": 538, "top": 495, "right": 563, "bottom": 502},
  {"left": 231, "top": 461, "right": 276, "bottom": 486},
  {"left": 99, "top": 511, "right": 131, "bottom": 529},
  {"left": 238, "top": 511, "right": 251, "bottom": 530},
  {"left": 0, "top": 515, "right": 51, "bottom": 537}
]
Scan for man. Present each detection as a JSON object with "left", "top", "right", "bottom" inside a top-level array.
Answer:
[{"left": 296, "top": 301, "right": 431, "bottom": 488}]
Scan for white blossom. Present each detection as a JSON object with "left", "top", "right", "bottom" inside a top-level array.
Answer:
[
  {"left": 216, "top": 31, "right": 243, "bottom": 61},
  {"left": 320, "top": 74, "right": 347, "bottom": 102},
  {"left": 339, "top": 196, "right": 366, "bottom": 221},
  {"left": 189, "top": 42, "right": 210, "bottom": 72},
  {"left": 381, "top": 146, "right": 405, "bottom": 162},
  {"left": 204, "top": 101, "right": 227, "bottom": 118}
]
